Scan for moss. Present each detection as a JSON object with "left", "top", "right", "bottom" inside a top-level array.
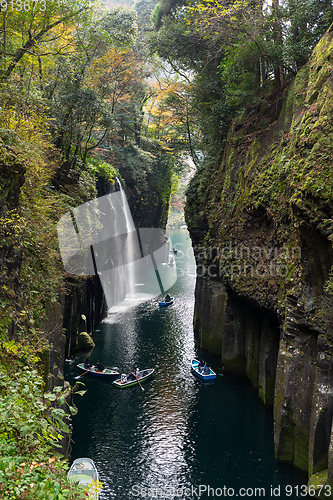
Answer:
[
  {"left": 294, "top": 427, "right": 312, "bottom": 471},
  {"left": 78, "top": 332, "right": 95, "bottom": 350},
  {"left": 37, "top": 347, "right": 50, "bottom": 390},
  {"left": 307, "top": 469, "right": 331, "bottom": 499}
]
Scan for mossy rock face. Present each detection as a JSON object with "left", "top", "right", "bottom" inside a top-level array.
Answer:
[
  {"left": 186, "top": 27, "right": 333, "bottom": 477},
  {"left": 37, "top": 348, "right": 51, "bottom": 390},
  {"left": 78, "top": 332, "right": 95, "bottom": 350},
  {"left": 186, "top": 28, "right": 333, "bottom": 316},
  {"left": 259, "top": 376, "right": 275, "bottom": 407},
  {"left": 307, "top": 469, "right": 333, "bottom": 499}
]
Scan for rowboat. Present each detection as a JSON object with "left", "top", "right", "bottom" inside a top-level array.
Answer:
[
  {"left": 113, "top": 368, "right": 154, "bottom": 388},
  {"left": 67, "top": 457, "right": 100, "bottom": 499},
  {"left": 77, "top": 363, "right": 120, "bottom": 380},
  {"left": 158, "top": 297, "right": 174, "bottom": 307},
  {"left": 191, "top": 359, "right": 216, "bottom": 381}
]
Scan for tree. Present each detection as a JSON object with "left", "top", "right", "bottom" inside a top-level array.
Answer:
[
  {"left": 45, "top": 7, "right": 138, "bottom": 180},
  {"left": 0, "top": 0, "right": 93, "bottom": 80}
]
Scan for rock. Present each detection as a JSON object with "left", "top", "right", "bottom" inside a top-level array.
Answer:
[{"left": 78, "top": 332, "right": 95, "bottom": 350}]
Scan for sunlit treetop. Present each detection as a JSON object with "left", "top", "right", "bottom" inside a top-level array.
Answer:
[
  {"left": 185, "top": 0, "right": 251, "bottom": 25},
  {"left": 0, "top": 0, "right": 138, "bottom": 80}
]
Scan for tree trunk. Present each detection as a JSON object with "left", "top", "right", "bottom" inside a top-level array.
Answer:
[{"left": 272, "top": 0, "right": 284, "bottom": 87}]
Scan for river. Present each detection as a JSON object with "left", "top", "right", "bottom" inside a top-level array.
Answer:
[{"left": 65, "top": 229, "right": 307, "bottom": 499}]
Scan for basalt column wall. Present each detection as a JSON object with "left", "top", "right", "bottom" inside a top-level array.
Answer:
[
  {"left": 194, "top": 273, "right": 333, "bottom": 487},
  {"left": 194, "top": 275, "right": 280, "bottom": 407}
]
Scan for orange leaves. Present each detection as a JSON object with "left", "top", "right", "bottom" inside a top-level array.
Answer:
[
  {"left": 143, "top": 79, "right": 193, "bottom": 144},
  {"left": 86, "top": 48, "right": 142, "bottom": 106}
]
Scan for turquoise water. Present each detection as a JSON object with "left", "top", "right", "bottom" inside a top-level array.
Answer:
[{"left": 65, "top": 230, "right": 307, "bottom": 499}]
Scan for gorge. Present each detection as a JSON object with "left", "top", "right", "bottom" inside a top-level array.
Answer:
[{"left": 1, "top": 0, "right": 333, "bottom": 496}]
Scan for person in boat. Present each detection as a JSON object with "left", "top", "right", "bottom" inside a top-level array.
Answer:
[
  {"left": 128, "top": 367, "right": 136, "bottom": 380},
  {"left": 128, "top": 367, "right": 140, "bottom": 380},
  {"left": 198, "top": 360, "right": 205, "bottom": 372},
  {"left": 203, "top": 362, "right": 210, "bottom": 375},
  {"left": 165, "top": 294, "right": 171, "bottom": 302},
  {"left": 96, "top": 360, "right": 105, "bottom": 372},
  {"left": 84, "top": 358, "right": 92, "bottom": 369}
]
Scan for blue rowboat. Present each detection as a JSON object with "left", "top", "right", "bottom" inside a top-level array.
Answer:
[
  {"left": 77, "top": 363, "right": 120, "bottom": 380},
  {"left": 67, "top": 457, "right": 100, "bottom": 499},
  {"left": 158, "top": 297, "right": 174, "bottom": 307},
  {"left": 191, "top": 359, "right": 216, "bottom": 381}
]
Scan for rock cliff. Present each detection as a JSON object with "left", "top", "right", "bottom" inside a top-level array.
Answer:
[{"left": 185, "top": 27, "right": 333, "bottom": 493}]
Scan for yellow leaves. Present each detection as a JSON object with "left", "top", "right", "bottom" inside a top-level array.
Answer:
[
  {"left": 185, "top": 0, "right": 250, "bottom": 28},
  {"left": 0, "top": 210, "right": 27, "bottom": 238},
  {"left": 85, "top": 47, "right": 142, "bottom": 113},
  {"left": 2, "top": 340, "right": 20, "bottom": 356},
  {"left": 87, "top": 47, "right": 140, "bottom": 90},
  {"left": 85, "top": 478, "right": 104, "bottom": 497}
]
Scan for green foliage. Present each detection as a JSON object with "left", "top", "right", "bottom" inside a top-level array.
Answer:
[
  {"left": 102, "top": 7, "right": 138, "bottom": 47},
  {"left": 324, "top": 267, "right": 333, "bottom": 296},
  {"left": 0, "top": 0, "right": 94, "bottom": 81},
  {"left": 218, "top": 42, "right": 266, "bottom": 111},
  {"left": 283, "top": 0, "right": 333, "bottom": 69},
  {"left": 148, "top": 0, "right": 333, "bottom": 170},
  {"left": 0, "top": 350, "right": 88, "bottom": 499},
  {"left": 0, "top": 0, "right": 184, "bottom": 497}
]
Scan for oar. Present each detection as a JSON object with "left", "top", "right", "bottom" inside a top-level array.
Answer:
[
  {"left": 75, "top": 370, "right": 89, "bottom": 380},
  {"left": 136, "top": 375, "right": 144, "bottom": 391}
]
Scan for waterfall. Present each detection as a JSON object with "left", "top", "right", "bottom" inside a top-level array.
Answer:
[
  {"left": 97, "top": 178, "right": 139, "bottom": 313},
  {"left": 57, "top": 177, "right": 177, "bottom": 317},
  {"left": 115, "top": 178, "right": 135, "bottom": 300}
]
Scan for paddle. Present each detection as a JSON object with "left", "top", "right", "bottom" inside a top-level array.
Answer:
[
  {"left": 130, "top": 369, "right": 144, "bottom": 391},
  {"left": 75, "top": 370, "right": 89, "bottom": 380},
  {"left": 136, "top": 375, "right": 144, "bottom": 391}
]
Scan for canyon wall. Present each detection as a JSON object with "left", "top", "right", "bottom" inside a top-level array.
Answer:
[{"left": 185, "top": 27, "right": 333, "bottom": 494}]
